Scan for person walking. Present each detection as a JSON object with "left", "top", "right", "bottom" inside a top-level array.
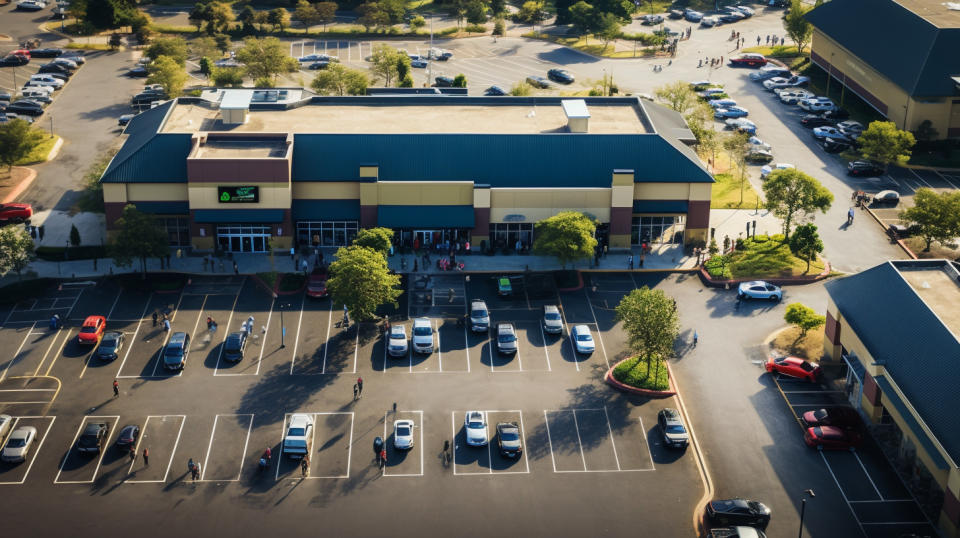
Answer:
[
  {"left": 143, "top": 448, "right": 149, "bottom": 466},
  {"left": 847, "top": 207, "right": 855, "bottom": 224},
  {"left": 379, "top": 448, "right": 387, "bottom": 470},
  {"left": 300, "top": 456, "right": 309, "bottom": 477},
  {"left": 756, "top": 35, "right": 761, "bottom": 46},
  {"left": 233, "top": 261, "right": 239, "bottom": 275},
  {"left": 693, "top": 330, "right": 698, "bottom": 347},
  {"left": 357, "top": 376, "right": 363, "bottom": 398},
  {"left": 628, "top": 254, "right": 634, "bottom": 270},
  {"left": 163, "top": 318, "right": 171, "bottom": 332},
  {"left": 194, "top": 461, "right": 201, "bottom": 480},
  {"left": 353, "top": 383, "right": 359, "bottom": 401},
  {"left": 129, "top": 445, "right": 136, "bottom": 463},
  {"left": 188, "top": 458, "right": 196, "bottom": 478},
  {"left": 113, "top": 379, "right": 119, "bottom": 398},
  {"left": 152, "top": 310, "right": 158, "bottom": 327},
  {"left": 290, "top": 247, "right": 295, "bottom": 260}
]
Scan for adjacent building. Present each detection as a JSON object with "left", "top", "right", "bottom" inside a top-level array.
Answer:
[
  {"left": 806, "top": 0, "right": 960, "bottom": 138},
  {"left": 823, "top": 259, "right": 960, "bottom": 536},
  {"left": 100, "top": 89, "right": 713, "bottom": 253}
]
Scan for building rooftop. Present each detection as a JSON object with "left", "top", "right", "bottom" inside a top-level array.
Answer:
[
  {"left": 895, "top": 0, "right": 960, "bottom": 27},
  {"left": 193, "top": 138, "right": 289, "bottom": 159},
  {"left": 161, "top": 96, "right": 651, "bottom": 135},
  {"left": 898, "top": 262, "right": 960, "bottom": 339}
]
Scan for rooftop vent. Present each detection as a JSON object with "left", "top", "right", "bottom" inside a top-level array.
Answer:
[
  {"left": 561, "top": 99, "right": 590, "bottom": 133},
  {"left": 219, "top": 90, "right": 253, "bottom": 125}
]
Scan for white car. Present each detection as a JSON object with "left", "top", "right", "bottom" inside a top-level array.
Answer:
[
  {"left": 464, "top": 411, "right": 488, "bottom": 447},
  {"left": 496, "top": 323, "right": 518, "bottom": 355},
  {"left": 387, "top": 325, "right": 408, "bottom": 358},
  {"left": 748, "top": 136, "right": 771, "bottom": 152},
  {"left": 738, "top": 280, "right": 782, "bottom": 301},
  {"left": 27, "top": 75, "right": 64, "bottom": 89},
  {"left": 762, "top": 76, "right": 810, "bottom": 90},
  {"left": 799, "top": 98, "right": 837, "bottom": 112},
  {"left": 812, "top": 126, "right": 850, "bottom": 141},
  {"left": 1, "top": 426, "right": 37, "bottom": 463},
  {"left": 571, "top": 324, "right": 595, "bottom": 354},
  {"left": 282, "top": 414, "right": 314, "bottom": 459},
  {"left": 411, "top": 317, "right": 434, "bottom": 354},
  {"left": 542, "top": 305, "right": 563, "bottom": 334},
  {"left": 393, "top": 419, "right": 414, "bottom": 450},
  {"left": 778, "top": 89, "right": 815, "bottom": 104},
  {"left": 51, "top": 58, "right": 78, "bottom": 69},
  {"left": 20, "top": 85, "right": 54, "bottom": 96},
  {"left": 837, "top": 120, "right": 865, "bottom": 137},
  {"left": 760, "top": 163, "right": 794, "bottom": 179}
]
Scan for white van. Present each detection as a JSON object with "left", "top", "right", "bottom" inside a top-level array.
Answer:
[{"left": 28, "top": 75, "right": 64, "bottom": 88}]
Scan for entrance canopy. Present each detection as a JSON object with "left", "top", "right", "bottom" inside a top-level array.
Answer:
[{"left": 377, "top": 205, "right": 475, "bottom": 228}]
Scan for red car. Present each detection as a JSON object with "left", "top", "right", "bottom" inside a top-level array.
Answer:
[
  {"left": 765, "top": 356, "right": 821, "bottom": 382},
  {"left": 804, "top": 425, "right": 862, "bottom": 450},
  {"left": 801, "top": 407, "right": 861, "bottom": 428},
  {"left": 306, "top": 268, "right": 328, "bottom": 298},
  {"left": 0, "top": 203, "right": 33, "bottom": 223},
  {"left": 9, "top": 49, "right": 31, "bottom": 59},
  {"left": 77, "top": 316, "right": 106, "bottom": 345},
  {"left": 729, "top": 53, "right": 768, "bottom": 68}
]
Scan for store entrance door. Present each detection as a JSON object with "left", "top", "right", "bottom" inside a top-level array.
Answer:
[
  {"left": 217, "top": 225, "right": 271, "bottom": 253},
  {"left": 415, "top": 230, "right": 436, "bottom": 247}
]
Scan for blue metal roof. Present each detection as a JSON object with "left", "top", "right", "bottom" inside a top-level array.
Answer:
[
  {"left": 101, "top": 134, "right": 192, "bottom": 183},
  {"left": 291, "top": 199, "right": 360, "bottom": 221},
  {"left": 131, "top": 201, "right": 189, "bottom": 214},
  {"left": 633, "top": 200, "right": 689, "bottom": 213},
  {"left": 825, "top": 261, "right": 960, "bottom": 467},
  {"left": 292, "top": 134, "right": 713, "bottom": 187},
  {"left": 193, "top": 209, "right": 285, "bottom": 223},
  {"left": 873, "top": 375, "right": 948, "bottom": 469},
  {"left": 377, "top": 205, "right": 474, "bottom": 228}
]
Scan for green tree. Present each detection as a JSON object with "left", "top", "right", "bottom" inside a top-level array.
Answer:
[
  {"left": 395, "top": 53, "right": 412, "bottom": 86},
  {"left": 316, "top": 1, "right": 338, "bottom": 31},
  {"left": 654, "top": 81, "right": 697, "bottom": 114},
  {"left": 357, "top": 2, "right": 390, "bottom": 30},
  {"left": 762, "top": 168, "right": 833, "bottom": 239},
  {"left": 614, "top": 286, "right": 679, "bottom": 378},
  {"left": 899, "top": 188, "right": 960, "bottom": 251},
  {"left": 595, "top": 12, "right": 621, "bottom": 53},
  {"left": 235, "top": 36, "right": 298, "bottom": 83},
  {"left": 782, "top": 0, "right": 812, "bottom": 53},
  {"left": 211, "top": 67, "right": 245, "bottom": 86},
  {"left": 788, "top": 223, "right": 823, "bottom": 272},
  {"left": 490, "top": 0, "right": 506, "bottom": 15},
  {"left": 109, "top": 204, "right": 169, "bottom": 275},
  {"left": 784, "top": 303, "right": 825, "bottom": 337},
  {"left": 147, "top": 55, "right": 189, "bottom": 98},
  {"left": 568, "top": 1, "right": 595, "bottom": 38},
  {"left": 146, "top": 36, "right": 188, "bottom": 66},
  {"left": 0, "top": 226, "right": 35, "bottom": 280},
  {"left": 326, "top": 245, "right": 402, "bottom": 321},
  {"left": 191, "top": 36, "right": 221, "bottom": 60},
  {"left": 352, "top": 227, "right": 393, "bottom": 255},
  {"left": 466, "top": 0, "right": 487, "bottom": 24},
  {"left": 380, "top": 0, "right": 406, "bottom": 23},
  {"left": 199, "top": 56, "right": 214, "bottom": 76},
  {"left": 722, "top": 131, "right": 750, "bottom": 205},
  {"left": 206, "top": 1, "right": 235, "bottom": 33},
  {"left": 239, "top": 5, "right": 257, "bottom": 32},
  {"left": 189, "top": 3, "right": 212, "bottom": 32},
  {"left": 510, "top": 80, "right": 532, "bottom": 95},
  {"left": 85, "top": 0, "right": 138, "bottom": 30},
  {"left": 368, "top": 43, "right": 402, "bottom": 86},
  {"left": 254, "top": 11, "right": 271, "bottom": 33},
  {"left": 311, "top": 63, "right": 369, "bottom": 95},
  {"left": 213, "top": 33, "right": 231, "bottom": 53},
  {"left": 555, "top": 0, "right": 575, "bottom": 23},
  {"left": 399, "top": 74, "right": 414, "bottom": 87},
  {"left": 108, "top": 33, "right": 123, "bottom": 50},
  {"left": 517, "top": 0, "right": 546, "bottom": 24},
  {"left": 858, "top": 121, "right": 916, "bottom": 171},
  {"left": 532, "top": 211, "right": 598, "bottom": 268},
  {"left": 267, "top": 7, "right": 290, "bottom": 31},
  {"left": 685, "top": 102, "right": 716, "bottom": 148},
  {"left": 294, "top": 0, "right": 320, "bottom": 27},
  {"left": 69, "top": 224, "right": 82, "bottom": 247},
  {"left": 254, "top": 76, "right": 274, "bottom": 88},
  {"left": 410, "top": 15, "right": 426, "bottom": 30},
  {"left": 0, "top": 119, "right": 46, "bottom": 172},
  {"left": 492, "top": 17, "right": 505, "bottom": 35},
  {"left": 453, "top": 73, "right": 467, "bottom": 87},
  {"left": 67, "top": 0, "right": 88, "bottom": 24}
]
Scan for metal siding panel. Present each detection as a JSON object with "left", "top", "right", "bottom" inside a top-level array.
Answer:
[{"left": 291, "top": 200, "right": 360, "bottom": 220}]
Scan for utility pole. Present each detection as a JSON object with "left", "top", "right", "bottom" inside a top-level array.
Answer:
[{"left": 428, "top": 15, "right": 434, "bottom": 85}]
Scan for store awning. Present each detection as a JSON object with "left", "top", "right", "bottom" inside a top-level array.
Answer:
[
  {"left": 873, "top": 375, "right": 948, "bottom": 469},
  {"left": 291, "top": 199, "right": 360, "bottom": 221},
  {"left": 633, "top": 200, "right": 689, "bottom": 213},
  {"left": 132, "top": 201, "right": 189, "bottom": 214},
  {"left": 377, "top": 205, "right": 475, "bottom": 228},
  {"left": 193, "top": 209, "right": 285, "bottom": 224}
]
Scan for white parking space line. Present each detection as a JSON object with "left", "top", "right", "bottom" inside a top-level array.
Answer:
[
  {"left": 200, "top": 414, "right": 254, "bottom": 482},
  {"left": 0, "top": 416, "right": 56, "bottom": 485},
  {"left": 54, "top": 416, "right": 120, "bottom": 484},
  {"left": 853, "top": 451, "right": 883, "bottom": 500},
  {"left": 0, "top": 322, "right": 38, "bottom": 383},
  {"left": 110, "top": 294, "right": 155, "bottom": 380},
  {"left": 538, "top": 323, "right": 553, "bottom": 372},
  {"left": 819, "top": 450, "right": 866, "bottom": 537},
  {"left": 211, "top": 294, "right": 240, "bottom": 375},
  {"left": 436, "top": 320, "right": 442, "bottom": 372},
  {"left": 382, "top": 410, "right": 424, "bottom": 477},
  {"left": 543, "top": 410, "right": 559, "bottom": 473},
  {"left": 570, "top": 409, "right": 588, "bottom": 472},
  {"left": 603, "top": 407, "right": 622, "bottom": 472},
  {"left": 321, "top": 307, "right": 333, "bottom": 374},
  {"left": 39, "top": 328, "right": 72, "bottom": 378},
  {"left": 584, "top": 289, "right": 611, "bottom": 371},
  {"left": 908, "top": 169, "right": 934, "bottom": 188},
  {"left": 127, "top": 415, "right": 187, "bottom": 483},
  {"left": 288, "top": 298, "right": 306, "bottom": 376},
  {"left": 935, "top": 171, "right": 960, "bottom": 189},
  {"left": 105, "top": 290, "right": 123, "bottom": 321},
  {"left": 463, "top": 301, "right": 471, "bottom": 373}
]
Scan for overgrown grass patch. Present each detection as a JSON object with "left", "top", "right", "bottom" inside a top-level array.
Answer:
[
  {"left": 612, "top": 356, "right": 670, "bottom": 391},
  {"left": 705, "top": 235, "right": 825, "bottom": 279},
  {"left": 15, "top": 135, "right": 59, "bottom": 165},
  {"left": 710, "top": 172, "right": 761, "bottom": 209},
  {"left": 741, "top": 45, "right": 801, "bottom": 58}
]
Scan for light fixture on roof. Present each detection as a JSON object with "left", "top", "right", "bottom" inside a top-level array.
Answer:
[
  {"left": 921, "top": 281, "right": 931, "bottom": 289},
  {"left": 527, "top": 110, "right": 535, "bottom": 118}
]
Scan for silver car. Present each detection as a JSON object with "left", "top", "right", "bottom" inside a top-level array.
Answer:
[
  {"left": 411, "top": 318, "right": 434, "bottom": 354},
  {"left": 1, "top": 426, "right": 37, "bottom": 463},
  {"left": 737, "top": 280, "right": 782, "bottom": 301},
  {"left": 496, "top": 323, "right": 518, "bottom": 355},
  {"left": 387, "top": 325, "right": 408, "bottom": 358},
  {"left": 542, "top": 305, "right": 563, "bottom": 334}
]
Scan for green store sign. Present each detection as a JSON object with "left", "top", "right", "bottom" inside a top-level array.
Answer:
[{"left": 218, "top": 186, "right": 260, "bottom": 203}]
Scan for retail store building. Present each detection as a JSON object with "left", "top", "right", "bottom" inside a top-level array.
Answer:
[
  {"left": 823, "top": 260, "right": 960, "bottom": 536},
  {"left": 101, "top": 89, "right": 713, "bottom": 253}
]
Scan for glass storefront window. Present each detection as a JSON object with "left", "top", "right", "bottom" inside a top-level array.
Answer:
[
  {"left": 155, "top": 217, "right": 189, "bottom": 247},
  {"left": 491, "top": 223, "right": 533, "bottom": 250},
  {"left": 296, "top": 221, "right": 359, "bottom": 247},
  {"left": 217, "top": 225, "right": 271, "bottom": 253},
  {"left": 631, "top": 216, "right": 685, "bottom": 245}
]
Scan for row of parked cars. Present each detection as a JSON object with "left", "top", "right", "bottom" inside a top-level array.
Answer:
[{"left": 0, "top": 48, "right": 84, "bottom": 122}]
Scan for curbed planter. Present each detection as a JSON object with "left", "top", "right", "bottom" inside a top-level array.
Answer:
[
  {"left": 556, "top": 270, "right": 584, "bottom": 292},
  {"left": 605, "top": 357, "right": 676, "bottom": 398},
  {"left": 697, "top": 259, "right": 832, "bottom": 288}
]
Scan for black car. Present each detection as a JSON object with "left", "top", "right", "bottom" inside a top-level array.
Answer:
[
  {"left": 434, "top": 75, "right": 455, "bottom": 87},
  {"left": 821, "top": 138, "right": 851, "bottom": 154},
  {"left": 95, "top": 331, "right": 124, "bottom": 361},
  {"left": 29, "top": 48, "right": 63, "bottom": 58},
  {"left": 131, "top": 92, "right": 163, "bottom": 107},
  {"left": 308, "top": 60, "right": 329, "bottom": 70},
  {"left": 222, "top": 331, "right": 247, "bottom": 362},
  {"left": 38, "top": 64, "right": 73, "bottom": 77},
  {"left": 800, "top": 114, "right": 836, "bottom": 128},
  {"left": 484, "top": 85, "right": 507, "bottom": 96},
  {"left": 115, "top": 424, "right": 140, "bottom": 447},
  {"left": 821, "top": 108, "right": 850, "bottom": 120},
  {"left": 127, "top": 66, "right": 149, "bottom": 78},
  {"left": 0, "top": 55, "right": 30, "bottom": 67},
  {"left": 705, "top": 498, "right": 772, "bottom": 529},
  {"left": 496, "top": 422, "right": 523, "bottom": 458},
  {"left": 0, "top": 93, "right": 11, "bottom": 102},
  {"left": 163, "top": 332, "right": 190, "bottom": 370},
  {"left": 5, "top": 101, "right": 44, "bottom": 116},
  {"left": 847, "top": 160, "right": 885, "bottom": 177},
  {"left": 77, "top": 422, "right": 110, "bottom": 454},
  {"left": 668, "top": 8, "right": 684, "bottom": 18},
  {"left": 547, "top": 68, "right": 575, "bottom": 84},
  {"left": 718, "top": 13, "right": 741, "bottom": 23},
  {"left": 118, "top": 114, "right": 135, "bottom": 127}
]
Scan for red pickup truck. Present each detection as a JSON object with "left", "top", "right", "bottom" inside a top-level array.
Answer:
[{"left": 0, "top": 203, "right": 33, "bottom": 223}]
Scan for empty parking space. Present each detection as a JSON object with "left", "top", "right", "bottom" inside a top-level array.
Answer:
[
  {"left": 452, "top": 410, "right": 529, "bottom": 475},
  {"left": 200, "top": 414, "right": 253, "bottom": 482},
  {"left": 545, "top": 407, "right": 648, "bottom": 473},
  {"left": 100, "top": 289, "right": 152, "bottom": 322},
  {"left": 3, "top": 285, "right": 83, "bottom": 325},
  {"left": 0, "top": 416, "right": 56, "bottom": 485},
  {"left": 383, "top": 410, "right": 423, "bottom": 477},
  {"left": 290, "top": 300, "right": 356, "bottom": 375},
  {"left": 55, "top": 416, "right": 120, "bottom": 484},
  {"left": 275, "top": 412, "right": 353, "bottom": 479},
  {"left": 436, "top": 319, "right": 469, "bottom": 372},
  {"left": 182, "top": 275, "right": 245, "bottom": 296},
  {"left": 115, "top": 293, "right": 189, "bottom": 379},
  {"left": 0, "top": 324, "right": 68, "bottom": 382}
]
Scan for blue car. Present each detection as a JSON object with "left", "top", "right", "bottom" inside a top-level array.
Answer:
[
  {"left": 411, "top": 59, "right": 428, "bottom": 68},
  {"left": 709, "top": 98, "right": 737, "bottom": 109},
  {"left": 714, "top": 106, "right": 749, "bottom": 119}
]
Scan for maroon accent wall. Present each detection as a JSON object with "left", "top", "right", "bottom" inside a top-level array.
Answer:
[
  {"left": 825, "top": 311, "right": 839, "bottom": 344},
  {"left": 186, "top": 159, "right": 290, "bottom": 183},
  {"left": 360, "top": 205, "right": 377, "bottom": 228},
  {"left": 863, "top": 373, "right": 882, "bottom": 406},
  {"left": 609, "top": 206, "right": 632, "bottom": 235},
  {"left": 188, "top": 211, "right": 209, "bottom": 238},
  {"left": 943, "top": 488, "right": 960, "bottom": 527},
  {"left": 687, "top": 200, "right": 710, "bottom": 229},
  {"left": 471, "top": 207, "right": 490, "bottom": 237},
  {"left": 811, "top": 51, "right": 889, "bottom": 115},
  {"left": 104, "top": 202, "right": 125, "bottom": 230},
  {"left": 948, "top": 128, "right": 960, "bottom": 139}
]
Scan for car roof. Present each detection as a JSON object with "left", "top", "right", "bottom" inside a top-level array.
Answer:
[
  {"left": 82, "top": 316, "right": 103, "bottom": 326},
  {"left": 394, "top": 419, "right": 413, "bottom": 426},
  {"left": 390, "top": 325, "right": 406, "bottom": 335},
  {"left": 544, "top": 304, "right": 559, "bottom": 313},
  {"left": 573, "top": 324, "right": 590, "bottom": 332},
  {"left": 498, "top": 323, "right": 514, "bottom": 330},
  {"left": 169, "top": 331, "right": 188, "bottom": 343},
  {"left": 471, "top": 299, "right": 487, "bottom": 307},
  {"left": 413, "top": 317, "right": 430, "bottom": 326}
]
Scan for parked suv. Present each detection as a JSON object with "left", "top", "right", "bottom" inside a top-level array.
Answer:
[
  {"left": 163, "top": 331, "right": 190, "bottom": 370},
  {"left": 411, "top": 318, "right": 434, "bottom": 354},
  {"left": 496, "top": 323, "right": 518, "bottom": 355},
  {"left": 469, "top": 300, "right": 490, "bottom": 332},
  {"left": 542, "top": 305, "right": 563, "bottom": 334},
  {"left": 76, "top": 422, "right": 110, "bottom": 454}
]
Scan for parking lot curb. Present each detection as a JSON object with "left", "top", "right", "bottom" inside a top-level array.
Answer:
[
  {"left": 2, "top": 167, "right": 37, "bottom": 204},
  {"left": 604, "top": 357, "right": 676, "bottom": 398},
  {"left": 696, "top": 259, "right": 832, "bottom": 288},
  {"left": 556, "top": 270, "right": 584, "bottom": 292},
  {"left": 862, "top": 205, "right": 919, "bottom": 260}
]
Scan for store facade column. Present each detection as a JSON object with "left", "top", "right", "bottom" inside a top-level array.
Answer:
[
  {"left": 609, "top": 169, "right": 633, "bottom": 249},
  {"left": 359, "top": 165, "right": 378, "bottom": 229}
]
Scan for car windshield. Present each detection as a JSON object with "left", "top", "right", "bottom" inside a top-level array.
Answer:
[
  {"left": 468, "top": 419, "right": 483, "bottom": 428},
  {"left": 164, "top": 345, "right": 183, "bottom": 357},
  {"left": 498, "top": 333, "right": 515, "bottom": 343},
  {"left": 813, "top": 409, "right": 828, "bottom": 420},
  {"left": 101, "top": 336, "right": 117, "bottom": 346},
  {"left": 6, "top": 438, "right": 26, "bottom": 448},
  {"left": 800, "top": 362, "right": 815, "bottom": 371},
  {"left": 576, "top": 333, "right": 592, "bottom": 342},
  {"left": 472, "top": 309, "right": 487, "bottom": 318},
  {"left": 287, "top": 427, "right": 306, "bottom": 437},
  {"left": 80, "top": 326, "right": 97, "bottom": 333},
  {"left": 665, "top": 424, "right": 687, "bottom": 434},
  {"left": 413, "top": 326, "right": 432, "bottom": 336},
  {"left": 500, "top": 430, "right": 519, "bottom": 441},
  {"left": 544, "top": 312, "right": 561, "bottom": 320},
  {"left": 396, "top": 426, "right": 411, "bottom": 436}
]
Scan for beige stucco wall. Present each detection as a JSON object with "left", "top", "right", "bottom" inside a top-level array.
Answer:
[
  {"left": 102, "top": 183, "right": 128, "bottom": 204},
  {"left": 490, "top": 188, "right": 611, "bottom": 223},
  {"left": 126, "top": 183, "right": 189, "bottom": 201},
  {"left": 633, "top": 182, "right": 710, "bottom": 202},
  {"left": 473, "top": 188, "right": 490, "bottom": 209},
  {"left": 188, "top": 183, "right": 291, "bottom": 209},
  {"left": 378, "top": 182, "right": 474, "bottom": 206},
  {"left": 359, "top": 166, "right": 378, "bottom": 178},
  {"left": 291, "top": 182, "right": 361, "bottom": 199}
]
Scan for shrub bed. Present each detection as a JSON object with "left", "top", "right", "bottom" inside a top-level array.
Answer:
[
  {"left": 35, "top": 245, "right": 108, "bottom": 261},
  {"left": 279, "top": 273, "right": 306, "bottom": 292},
  {"left": 0, "top": 278, "right": 55, "bottom": 305},
  {"left": 612, "top": 356, "right": 670, "bottom": 391}
]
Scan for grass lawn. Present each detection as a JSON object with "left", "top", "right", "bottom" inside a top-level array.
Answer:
[
  {"left": 741, "top": 45, "right": 801, "bottom": 58},
  {"left": 16, "top": 135, "right": 59, "bottom": 166},
  {"left": 906, "top": 148, "right": 960, "bottom": 168},
  {"left": 902, "top": 236, "right": 959, "bottom": 260},
  {"left": 257, "top": 271, "right": 278, "bottom": 290},
  {"left": 705, "top": 234, "right": 826, "bottom": 279},
  {"left": 279, "top": 273, "right": 306, "bottom": 292},
  {"left": 770, "top": 326, "right": 824, "bottom": 362},
  {"left": 710, "top": 172, "right": 761, "bottom": 209},
  {"left": 612, "top": 356, "right": 670, "bottom": 391}
]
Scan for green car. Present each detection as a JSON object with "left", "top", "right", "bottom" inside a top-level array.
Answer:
[{"left": 497, "top": 277, "right": 512, "bottom": 296}]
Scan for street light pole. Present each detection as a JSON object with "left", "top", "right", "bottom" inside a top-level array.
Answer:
[{"left": 798, "top": 489, "right": 815, "bottom": 538}]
